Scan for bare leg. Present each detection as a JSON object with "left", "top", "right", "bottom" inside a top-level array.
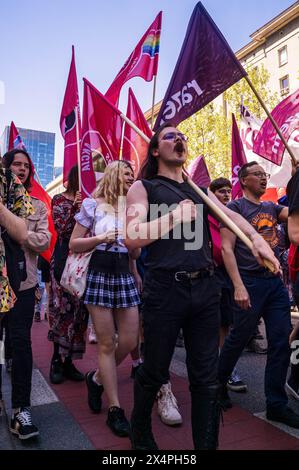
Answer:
[{"left": 87, "top": 305, "right": 119, "bottom": 408}]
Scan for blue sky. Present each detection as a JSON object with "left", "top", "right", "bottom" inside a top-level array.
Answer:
[{"left": 0, "top": 0, "right": 294, "bottom": 165}]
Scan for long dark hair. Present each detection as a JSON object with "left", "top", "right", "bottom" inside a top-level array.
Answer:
[
  {"left": 138, "top": 122, "right": 174, "bottom": 180},
  {"left": 2, "top": 149, "right": 34, "bottom": 191},
  {"left": 65, "top": 165, "right": 79, "bottom": 195}
]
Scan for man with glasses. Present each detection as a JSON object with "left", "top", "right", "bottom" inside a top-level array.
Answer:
[
  {"left": 209, "top": 178, "right": 247, "bottom": 394},
  {"left": 125, "top": 127, "right": 280, "bottom": 450},
  {"left": 219, "top": 161, "right": 299, "bottom": 428}
]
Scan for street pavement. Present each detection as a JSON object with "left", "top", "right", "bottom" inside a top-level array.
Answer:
[{"left": 1, "top": 319, "right": 299, "bottom": 451}]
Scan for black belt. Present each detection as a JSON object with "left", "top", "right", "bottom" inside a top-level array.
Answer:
[{"left": 174, "top": 267, "right": 214, "bottom": 281}]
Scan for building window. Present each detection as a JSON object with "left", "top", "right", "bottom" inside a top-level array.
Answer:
[
  {"left": 280, "top": 75, "right": 289, "bottom": 96},
  {"left": 278, "top": 46, "right": 288, "bottom": 66}
]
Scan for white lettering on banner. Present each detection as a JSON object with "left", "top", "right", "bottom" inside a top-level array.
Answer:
[
  {"left": 272, "top": 113, "right": 299, "bottom": 154},
  {"left": 81, "top": 142, "right": 92, "bottom": 171},
  {"left": 160, "top": 79, "right": 203, "bottom": 124},
  {"left": 232, "top": 165, "right": 241, "bottom": 186}
]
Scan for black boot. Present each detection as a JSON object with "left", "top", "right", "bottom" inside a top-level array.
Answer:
[
  {"left": 63, "top": 357, "right": 84, "bottom": 381},
  {"left": 130, "top": 371, "right": 161, "bottom": 451},
  {"left": 191, "top": 384, "right": 222, "bottom": 450}
]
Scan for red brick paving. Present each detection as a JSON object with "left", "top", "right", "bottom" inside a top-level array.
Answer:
[{"left": 32, "top": 321, "right": 299, "bottom": 450}]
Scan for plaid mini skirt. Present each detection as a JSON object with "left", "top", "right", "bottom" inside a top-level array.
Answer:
[{"left": 83, "top": 270, "right": 140, "bottom": 309}]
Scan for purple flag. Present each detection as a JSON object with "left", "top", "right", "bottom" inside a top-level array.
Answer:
[
  {"left": 154, "top": 2, "right": 246, "bottom": 130},
  {"left": 187, "top": 155, "right": 211, "bottom": 188},
  {"left": 231, "top": 113, "right": 247, "bottom": 200}
]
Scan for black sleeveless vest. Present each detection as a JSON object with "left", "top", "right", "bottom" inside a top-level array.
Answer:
[{"left": 142, "top": 176, "right": 213, "bottom": 272}]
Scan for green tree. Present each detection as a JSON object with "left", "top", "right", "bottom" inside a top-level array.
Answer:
[{"left": 179, "top": 65, "right": 279, "bottom": 180}]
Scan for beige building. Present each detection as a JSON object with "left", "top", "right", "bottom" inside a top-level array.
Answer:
[
  {"left": 236, "top": 1, "right": 299, "bottom": 98},
  {"left": 47, "top": 1, "right": 299, "bottom": 196}
]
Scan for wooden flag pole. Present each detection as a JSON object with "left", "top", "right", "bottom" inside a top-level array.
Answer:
[
  {"left": 150, "top": 75, "right": 157, "bottom": 130},
  {"left": 119, "top": 119, "right": 126, "bottom": 160},
  {"left": 75, "top": 106, "right": 82, "bottom": 190},
  {"left": 120, "top": 113, "right": 151, "bottom": 143},
  {"left": 245, "top": 75, "right": 297, "bottom": 165},
  {"left": 120, "top": 112, "right": 275, "bottom": 272},
  {"left": 186, "top": 176, "right": 274, "bottom": 272}
]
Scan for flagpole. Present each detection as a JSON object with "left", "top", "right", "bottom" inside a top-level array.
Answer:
[
  {"left": 119, "top": 119, "right": 125, "bottom": 160},
  {"left": 120, "top": 112, "right": 274, "bottom": 272},
  {"left": 185, "top": 176, "right": 274, "bottom": 272},
  {"left": 34, "top": 169, "right": 43, "bottom": 187},
  {"left": 120, "top": 113, "right": 151, "bottom": 144},
  {"left": 245, "top": 75, "right": 297, "bottom": 165},
  {"left": 150, "top": 76, "right": 157, "bottom": 130},
  {"left": 75, "top": 105, "right": 82, "bottom": 190}
]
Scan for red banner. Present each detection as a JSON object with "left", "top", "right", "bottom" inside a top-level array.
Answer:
[
  {"left": 106, "top": 12, "right": 162, "bottom": 106},
  {"left": 81, "top": 79, "right": 123, "bottom": 199},
  {"left": 187, "top": 155, "right": 211, "bottom": 188},
  {"left": 231, "top": 113, "right": 247, "bottom": 200},
  {"left": 122, "top": 88, "right": 152, "bottom": 176},
  {"left": 8, "top": 121, "right": 26, "bottom": 151},
  {"left": 60, "top": 46, "right": 81, "bottom": 183}
]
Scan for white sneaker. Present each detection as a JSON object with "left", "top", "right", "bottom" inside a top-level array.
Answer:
[
  {"left": 88, "top": 326, "right": 97, "bottom": 344},
  {"left": 157, "top": 382, "right": 183, "bottom": 426}
]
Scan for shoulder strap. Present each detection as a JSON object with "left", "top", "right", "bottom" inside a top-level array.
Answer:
[{"left": 155, "top": 178, "right": 199, "bottom": 204}]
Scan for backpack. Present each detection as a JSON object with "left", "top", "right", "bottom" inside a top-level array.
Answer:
[{"left": 1, "top": 169, "right": 27, "bottom": 294}]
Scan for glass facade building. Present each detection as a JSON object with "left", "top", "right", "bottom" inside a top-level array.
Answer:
[{"left": 1, "top": 126, "right": 55, "bottom": 188}]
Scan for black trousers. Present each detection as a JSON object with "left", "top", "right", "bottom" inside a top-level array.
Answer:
[
  {"left": 8, "top": 287, "right": 35, "bottom": 408},
  {"left": 141, "top": 271, "right": 221, "bottom": 390}
]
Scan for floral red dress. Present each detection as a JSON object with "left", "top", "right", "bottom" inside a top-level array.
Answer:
[{"left": 48, "top": 193, "right": 88, "bottom": 359}]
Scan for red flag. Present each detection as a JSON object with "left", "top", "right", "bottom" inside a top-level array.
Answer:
[
  {"left": 9, "top": 121, "right": 26, "bottom": 151},
  {"left": 253, "top": 88, "right": 299, "bottom": 166},
  {"left": 81, "top": 78, "right": 123, "bottom": 199},
  {"left": 106, "top": 12, "right": 162, "bottom": 106},
  {"left": 187, "top": 155, "right": 211, "bottom": 188},
  {"left": 122, "top": 88, "right": 152, "bottom": 176},
  {"left": 60, "top": 46, "right": 81, "bottom": 184},
  {"left": 30, "top": 180, "right": 57, "bottom": 263},
  {"left": 8, "top": 124, "right": 57, "bottom": 262},
  {"left": 231, "top": 113, "right": 247, "bottom": 200}
]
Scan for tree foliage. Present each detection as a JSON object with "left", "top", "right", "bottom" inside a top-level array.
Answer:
[{"left": 178, "top": 65, "right": 279, "bottom": 180}]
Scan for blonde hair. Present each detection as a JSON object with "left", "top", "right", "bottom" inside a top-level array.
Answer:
[{"left": 93, "top": 161, "right": 133, "bottom": 206}]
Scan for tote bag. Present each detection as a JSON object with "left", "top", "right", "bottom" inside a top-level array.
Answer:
[
  {"left": 60, "top": 204, "right": 97, "bottom": 298},
  {"left": 60, "top": 248, "right": 94, "bottom": 298}
]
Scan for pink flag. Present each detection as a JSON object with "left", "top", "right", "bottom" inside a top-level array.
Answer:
[
  {"left": 187, "top": 155, "right": 211, "bottom": 188},
  {"left": 106, "top": 12, "right": 162, "bottom": 106},
  {"left": 240, "top": 104, "right": 293, "bottom": 188},
  {"left": 253, "top": 88, "right": 299, "bottom": 166},
  {"left": 231, "top": 113, "right": 247, "bottom": 200},
  {"left": 60, "top": 46, "right": 81, "bottom": 184},
  {"left": 122, "top": 88, "right": 152, "bottom": 176},
  {"left": 8, "top": 121, "right": 26, "bottom": 151},
  {"left": 80, "top": 78, "right": 123, "bottom": 199}
]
